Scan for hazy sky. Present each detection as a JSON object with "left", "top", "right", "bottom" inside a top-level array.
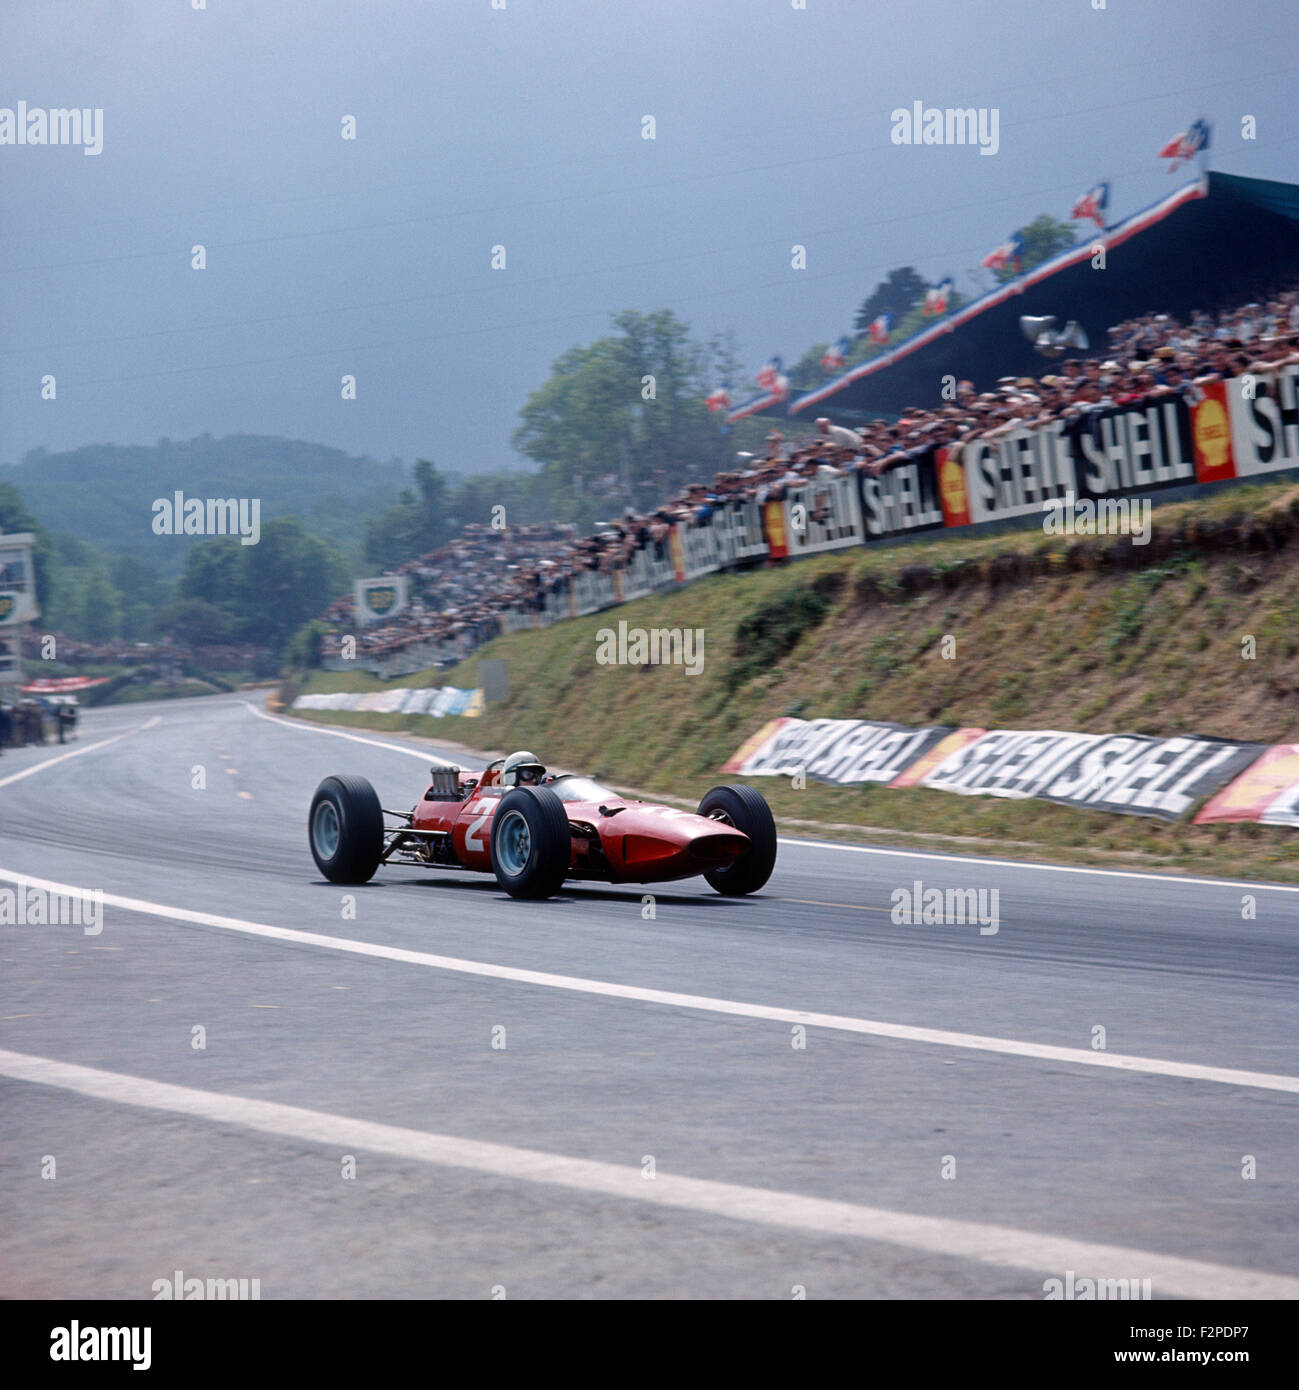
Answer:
[{"left": 2, "top": 0, "right": 1295, "bottom": 475}]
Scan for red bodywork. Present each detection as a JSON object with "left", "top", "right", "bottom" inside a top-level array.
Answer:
[{"left": 410, "top": 765, "right": 750, "bottom": 884}]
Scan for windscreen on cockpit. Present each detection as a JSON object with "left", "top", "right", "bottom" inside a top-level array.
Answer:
[{"left": 547, "top": 775, "right": 619, "bottom": 804}]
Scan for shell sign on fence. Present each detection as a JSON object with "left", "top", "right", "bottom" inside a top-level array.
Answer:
[
  {"left": 1195, "top": 744, "right": 1299, "bottom": 826},
  {"left": 1191, "top": 380, "right": 1236, "bottom": 481},
  {"left": 726, "top": 716, "right": 1278, "bottom": 824}
]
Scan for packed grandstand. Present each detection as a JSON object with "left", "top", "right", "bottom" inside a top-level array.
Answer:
[{"left": 318, "top": 283, "right": 1299, "bottom": 668}]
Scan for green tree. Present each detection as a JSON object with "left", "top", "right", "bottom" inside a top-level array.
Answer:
[
  {"left": 853, "top": 268, "right": 928, "bottom": 336},
  {"left": 174, "top": 522, "right": 348, "bottom": 651},
  {"left": 363, "top": 458, "right": 455, "bottom": 571},
  {"left": 238, "top": 518, "right": 350, "bottom": 650},
  {"left": 513, "top": 309, "right": 728, "bottom": 528},
  {"left": 513, "top": 333, "right": 637, "bottom": 525},
  {"left": 284, "top": 618, "right": 330, "bottom": 670},
  {"left": 363, "top": 488, "right": 424, "bottom": 572},
  {"left": 153, "top": 597, "right": 236, "bottom": 646},
  {"left": 788, "top": 342, "right": 831, "bottom": 395},
  {"left": 5, "top": 436, "right": 407, "bottom": 576},
  {"left": 987, "top": 214, "right": 1077, "bottom": 285},
  {"left": 39, "top": 534, "right": 113, "bottom": 639},
  {"left": 443, "top": 472, "right": 550, "bottom": 534},
  {"left": 75, "top": 572, "right": 123, "bottom": 641},
  {"left": 412, "top": 458, "right": 447, "bottom": 539},
  {"left": 179, "top": 537, "right": 245, "bottom": 615},
  {"left": 109, "top": 553, "right": 172, "bottom": 641}
]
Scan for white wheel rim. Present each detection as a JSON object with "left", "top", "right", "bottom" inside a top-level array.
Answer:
[
  {"left": 313, "top": 800, "right": 341, "bottom": 859},
  {"left": 496, "top": 809, "right": 532, "bottom": 875}
]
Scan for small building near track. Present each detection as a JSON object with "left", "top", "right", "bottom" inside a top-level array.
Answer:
[{"left": 0, "top": 531, "right": 39, "bottom": 708}]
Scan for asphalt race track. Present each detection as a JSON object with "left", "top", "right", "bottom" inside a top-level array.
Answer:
[{"left": 2, "top": 693, "right": 1297, "bottom": 1299}]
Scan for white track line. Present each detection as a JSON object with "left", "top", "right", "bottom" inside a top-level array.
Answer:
[
  {"left": 1, "top": 866, "right": 1293, "bottom": 1094},
  {"left": 0, "top": 715, "right": 161, "bottom": 790},
  {"left": 244, "top": 700, "right": 445, "bottom": 762},
  {"left": 778, "top": 835, "right": 1299, "bottom": 897},
  {"left": 1, "top": 1048, "right": 1292, "bottom": 1299},
  {"left": 260, "top": 698, "right": 1299, "bottom": 896}
]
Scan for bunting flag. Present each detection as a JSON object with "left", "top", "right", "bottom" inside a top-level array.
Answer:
[
  {"left": 820, "top": 336, "right": 850, "bottom": 373},
  {"left": 754, "top": 355, "right": 783, "bottom": 391},
  {"left": 1070, "top": 181, "right": 1110, "bottom": 228},
  {"left": 705, "top": 383, "right": 732, "bottom": 413},
  {"left": 923, "top": 277, "right": 954, "bottom": 315},
  {"left": 1158, "top": 118, "right": 1210, "bottom": 173},
  {"left": 868, "top": 312, "right": 895, "bottom": 345},
  {"left": 981, "top": 230, "right": 1024, "bottom": 274}
]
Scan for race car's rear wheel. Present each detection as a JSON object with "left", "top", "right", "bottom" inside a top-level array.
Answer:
[
  {"left": 309, "top": 774, "right": 384, "bottom": 884},
  {"left": 490, "top": 786, "right": 570, "bottom": 899},
  {"left": 697, "top": 784, "right": 777, "bottom": 896}
]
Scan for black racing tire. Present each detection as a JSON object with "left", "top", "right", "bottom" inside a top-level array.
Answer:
[
  {"left": 697, "top": 784, "right": 777, "bottom": 896},
  {"left": 490, "top": 786, "right": 571, "bottom": 900},
  {"left": 309, "top": 774, "right": 384, "bottom": 884}
]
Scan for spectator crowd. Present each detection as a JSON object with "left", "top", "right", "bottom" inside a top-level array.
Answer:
[{"left": 320, "top": 283, "right": 1299, "bottom": 664}]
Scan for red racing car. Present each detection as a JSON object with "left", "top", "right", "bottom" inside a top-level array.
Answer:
[{"left": 308, "top": 749, "right": 776, "bottom": 900}]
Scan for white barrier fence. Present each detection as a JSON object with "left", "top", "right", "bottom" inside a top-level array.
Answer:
[{"left": 295, "top": 685, "right": 483, "bottom": 717}]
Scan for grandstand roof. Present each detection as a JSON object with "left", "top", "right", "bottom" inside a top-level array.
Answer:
[{"left": 741, "top": 172, "right": 1299, "bottom": 425}]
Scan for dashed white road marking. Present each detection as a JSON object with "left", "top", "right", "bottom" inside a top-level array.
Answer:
[
  {"left": 1, "top": 1047, "right": 1293, "bottom": 1299},
  {"left": 0, "top": 716, "right": 161, "bottom": 790},
  {"left": 0, "top": 865, "right": 1294, "bottom": 1094}
]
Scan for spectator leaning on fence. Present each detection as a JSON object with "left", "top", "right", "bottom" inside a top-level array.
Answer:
[
  {"left": 314, "top": 279, "right": 1299, "bottom": 663},
  {"left": 815, "top": 417, "right": 864, "bottom": 450}
]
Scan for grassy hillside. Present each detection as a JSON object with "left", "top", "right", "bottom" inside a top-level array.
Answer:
[{"left": 290, "top": 478, "right": 1299, "bottom": 882}]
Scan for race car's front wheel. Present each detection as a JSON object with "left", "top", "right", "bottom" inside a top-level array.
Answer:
[
  {"left": 697, "top": 784, "right": 777, "bottom": 895},
  {"left": 309, "top": 774, "right": 384, "bottom": 884},
  {"left": 490, "top": 786, "right": 570, "bottom": 899}
]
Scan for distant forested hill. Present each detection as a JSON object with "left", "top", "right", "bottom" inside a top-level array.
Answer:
[{"left": 2, "top": 435, "right": 409, "bottom": 573}]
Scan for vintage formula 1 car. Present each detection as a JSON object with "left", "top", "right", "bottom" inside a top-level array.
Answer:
[{"left": 308, "top": 758, "right": 777, "bottom": 900}]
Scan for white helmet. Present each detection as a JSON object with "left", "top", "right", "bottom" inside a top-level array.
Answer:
[{"left": 501, "top": 750, "right": 545, "bottom": 787}]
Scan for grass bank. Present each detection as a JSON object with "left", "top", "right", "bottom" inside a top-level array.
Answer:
[{"left": 290, "top": 479, "right": 1299, "bottom": 882}]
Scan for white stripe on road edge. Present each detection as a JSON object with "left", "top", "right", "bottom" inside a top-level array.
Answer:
[
  {"left": 1, "top": 866, "right": 1294, "bottom": 1095},
  {"left": 254, "top": 697, "right": 1299, "bottom": 896},
  {"left": 1, "top": 1047, "right": 1292, "bottom": 1300},
  {"left": 0, "top": 716, "right": 161, "bottom": 790},
  {"left": 777, "top": 836, "right": 1299, "bottom": 897},
  {"left": 244, "top": 700, "right": 447, "bottom": 763}
]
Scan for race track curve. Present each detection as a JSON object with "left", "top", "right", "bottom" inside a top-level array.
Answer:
[{"left": 2, "top": 693, "right": 1296, "bottom": 1299}]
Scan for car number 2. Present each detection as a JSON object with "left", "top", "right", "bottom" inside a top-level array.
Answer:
[{"left": 464, "top": 809, "right": 492, "bottom": 852}]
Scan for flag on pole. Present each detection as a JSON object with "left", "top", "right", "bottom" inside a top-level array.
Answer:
[
  {"left": 1158, "top": 118, "right": 1210, "bottom": 172},
  {"left": 754, "top": 355, "right": 782, "bottom": 391},
  {"left": 820, "top": 336, "right": 850, "bottom": 373},
  {"left": 1070, "top": 181, "right": 1110, "bottom": 228},
  {"left": 981, "top": 230, "right": 1024, "bottom": 274},
  {"left": 923, "top": 277, "right": 954, "bottom": 315}
]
